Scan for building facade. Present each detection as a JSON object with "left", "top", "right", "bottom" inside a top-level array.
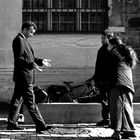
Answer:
[
  {"left": 22, "top": 0, "right": 108, "bottom": 32},
  {"left": 0, "top": 0, "right": 140, "bottom": 103}
]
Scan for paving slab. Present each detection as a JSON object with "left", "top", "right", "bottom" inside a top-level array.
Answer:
[
  {"left": 0, "top": 114, "right": 140, "bottom": 140},
  {"left": 0, "top": 118, "right": 140, "bottom": 140}
]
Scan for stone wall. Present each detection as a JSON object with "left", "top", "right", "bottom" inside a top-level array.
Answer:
[
  {"left": 0, "top": 0, "right": 22, "bottom": 102},
  {"left": 109, "top": 0, "right": 124, "bottom": 27},
  {"left": 108, "top": 0, "right": 140, "bottom": 102},
  {"left": 0, "top": 34, "right": 101, "bottom": 103},
  {"left": 109, "top": 0, "right": 140, "bottom": 58},
  {"left": 0, "top": 0, "right": 140, "bottom": 103},
  {"left": 0, "top": 0, "right": 22, "bottom": 68}
]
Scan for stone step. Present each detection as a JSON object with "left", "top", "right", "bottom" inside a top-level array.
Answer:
[{"left": 24, "top": 103, "right": 140, "bottom": 124}]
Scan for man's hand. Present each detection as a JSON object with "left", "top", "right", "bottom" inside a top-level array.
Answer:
[
  {"left": 42, "top": 59, "right": 51, "bottom": 67},
  {"left": 33, "top": 63, "right": 43, "bottom": 71}
]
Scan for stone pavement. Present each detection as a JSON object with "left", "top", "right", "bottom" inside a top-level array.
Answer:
[{"left": 0, "top": 118, "right": 140, "bottom": 140}]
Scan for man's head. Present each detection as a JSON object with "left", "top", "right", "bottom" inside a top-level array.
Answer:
[
  {"left": 21, "top": 21, "right": 37, "bottom": 39},
  {"left": 101, "top": 29, "right": 114, "bottom": 45},
  {"left": 109, "top": 36, "right": 123, "bottom": 46},
  {"left": 107, "top": 36, "right": 123, "bottom": 50}
]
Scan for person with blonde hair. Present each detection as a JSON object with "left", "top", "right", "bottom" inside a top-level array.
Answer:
[{"left": 107, "top": 37, "right": 138, "bottom": 139}]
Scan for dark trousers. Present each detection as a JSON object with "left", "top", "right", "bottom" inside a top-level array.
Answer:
[
  {"left": 99, "top": 87, "right": 110, "bottom": 121},
  {"left": 8, "top": 82, "right": 45, "bottom": 129}
]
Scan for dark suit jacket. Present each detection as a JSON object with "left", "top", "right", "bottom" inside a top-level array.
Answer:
[{"left": 12, "top": 33, "right": 43, "bottom": 84}]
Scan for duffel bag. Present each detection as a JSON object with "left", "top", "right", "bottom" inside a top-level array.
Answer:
[{"left": 33, "top": 85, "right": 48, "bottom": 104}]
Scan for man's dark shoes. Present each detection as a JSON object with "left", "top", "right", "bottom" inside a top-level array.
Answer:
[
  {"left": 111, "top": 131, "right": 121, "bottom": 140},
  {"left": 7, "top": 123, "right": 23, "bottom": 130},
  {"left": 96, "top": 120, "right": 110, "bottom": 127},
  {"left": 36, "top": 125, "right": 52, "bottom": 133}
]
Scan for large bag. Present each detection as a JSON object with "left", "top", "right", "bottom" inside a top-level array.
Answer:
[
  {"left": 47, "top": 85, "right": 71, "bottom": 102},
  {"left": 33, "top": 85, "right": 48, "bottom": 104}
]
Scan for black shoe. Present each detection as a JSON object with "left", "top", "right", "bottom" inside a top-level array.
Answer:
[
  {"left": 121, "top": 131, "right": 136, "bottom": 139},
  {"left": 111, "top": 131, "right": 121, "bottom": 140},
  {"left": 36, "top": 125, "right": 52, "bottom": 133},
  {"left": 96, "top": 120, "right": 110, "bottom": 127},
  {"left": 7, "top": 124, "right": 23, "bottom": 130}
]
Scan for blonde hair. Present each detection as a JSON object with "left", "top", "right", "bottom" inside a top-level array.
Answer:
[{"left": 128, "top": 47, "right": 138, "bottom": 69}]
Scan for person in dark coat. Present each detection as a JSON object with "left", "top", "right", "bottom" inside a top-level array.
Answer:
[
  {"left": 89, "top": 29, "right": 114, "bottom": 126},
  {"left": 7, "top": 21, "right": 51, "bottom": 133}
]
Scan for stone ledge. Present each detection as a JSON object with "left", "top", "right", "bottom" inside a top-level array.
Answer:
[
  {"left": 24, "top": 103, "right": 140, "bottom": 124},
  {"left": 24, "top": 103, "right": 102, "bottom": 124}
]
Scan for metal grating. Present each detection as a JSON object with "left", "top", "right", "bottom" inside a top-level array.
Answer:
[{"left": 22, "top": 0, "right": 108, "bottom": 33}]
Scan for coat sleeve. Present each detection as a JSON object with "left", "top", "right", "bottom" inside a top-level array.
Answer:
[
  {"left": 34, "top": 57, "right": 43, "bottom": 66},
  {"left": 92, "top": 50, "right": 101, "bottom": 82}
]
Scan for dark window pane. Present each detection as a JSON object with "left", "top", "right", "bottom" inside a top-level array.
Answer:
[
  {"left": 82, "top": 0, "right": 89, "bottom": 8},
  {"left": 90, "top": 0, "right": 97, "bottom": 9},
  {"left": 23, "top": 0, "right": 31, "bottom": 9},
  {"left": 52, "top": 0, "right": 76, "bottom": 8}
]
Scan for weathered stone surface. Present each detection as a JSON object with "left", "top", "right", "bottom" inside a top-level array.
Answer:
[
  {"left": 23, "top": 103, "right": 140, "bottom": 124},
  {"left": 24, "top": 103, "right": 102, "bottom": 124},
  {"left": 0, "top": 117, "right": 140, "bottom": 140}
]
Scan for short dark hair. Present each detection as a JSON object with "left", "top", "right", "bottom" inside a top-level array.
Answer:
[
  {"left": 101, "top": 29, "right": 114, "bottom": 40},
  {"left": 21, "top": 21, "right": 37, "bottom": 31}
]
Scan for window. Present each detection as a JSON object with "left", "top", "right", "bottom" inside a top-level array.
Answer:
[
  {"left": 23, "top": 0, "right": 108, "bottom": 32},
  {"left": 23, "top": 0, "right": 48, "bottom": 9},
  {"left": 52, "top": 12, "right": 76, "bottom": 31},
  {"left": 52, "top": 0, "right": 76, "bottom": 9}
]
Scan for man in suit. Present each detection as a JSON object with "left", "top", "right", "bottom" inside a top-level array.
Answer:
[{"left": 7, "top": 21, "right": 51, "bottom": 133}]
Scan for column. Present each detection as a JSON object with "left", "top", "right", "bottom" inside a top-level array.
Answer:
[
  {"left": 47, "top": 0, "right": 52, "bottom": 31},
  {"left": 0, "top": 0, "right": 22, "bottom": 68}
]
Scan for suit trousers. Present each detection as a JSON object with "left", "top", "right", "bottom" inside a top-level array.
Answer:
[
  {"left": 8, "top": 82, "right": 46, "bottom": 129},
  {"left": 98, "top": 86, "right": 110, "bottom": 121}
]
